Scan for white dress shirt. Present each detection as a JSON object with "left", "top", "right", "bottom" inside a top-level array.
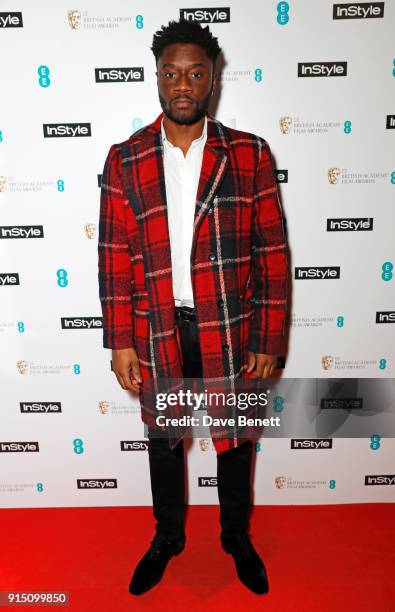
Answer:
[{"left": 161, "top": 115, "right": 207, "bottom": 308}]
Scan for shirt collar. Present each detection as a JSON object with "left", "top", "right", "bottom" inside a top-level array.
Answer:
[{"left": 161, "top": 114, "right": 207, "bottom": 148}]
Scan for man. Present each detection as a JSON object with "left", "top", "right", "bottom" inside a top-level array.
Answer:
[{"left": 98, "top": 19, "right": 289, "bottom": 596}]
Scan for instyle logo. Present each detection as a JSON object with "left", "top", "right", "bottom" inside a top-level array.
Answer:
[
  {"left": 386, "top": 115, "right": 395, "bottom": 129},
  {"left": 61, "top": 317, "right": 103, "bottom": 329},
  {"left": 295, "top": 267, "right": 340, "bottom": 280},
  {"left": 275, "top": 169, "right": 288, "bottom": 183},
  {"left": 320, "top": 397, "right": 363, "bottom": 409},
  {"left": 20, "top": 402, "right": 62, "bottom": 413},
  {"left": 0, "top": 225, "right": 44, "bottom": 239},
  {"left": 376, "top": 311, "right": 395, "bottom": 323},
  {"left": 326, "top": 218, "right": 373, "bottom": 231},
  {"left": 0, "top": 441, "right": 39, "bottom": 452},
  {"left": 180, "top": 7, "right": 230, "bottom": 22},
  {"left": 0, "top": 12, "right": 23, "bottom": 27},
  {"left": 198, "top": 477, "right": 218, "bottom": 487},
  {"left": 333, "top": 2, "right": 384, "bottom": 19},
  {"left": 77, "top": 479, "right": 117, "bottom": 489},
  {"left": 120, "top": 441, "right": 149, "bottom": 451},
  {"left": 291, "top": 439, "right": 333, "bottom": 449},
  {"left": 365, "top": 474, "right": 395, "bottom": 485},
  {"left": 95, "top": 67, "right": 144, "bottom": 82},
  {"left": 43, "top": 123, "right": 91, "bottom": 138},
  {"left": 0, "top": 273, "right": 20, "bottom": 286},
  {"left": 298, "top": 62, "right": 347, "bottom": 77}
]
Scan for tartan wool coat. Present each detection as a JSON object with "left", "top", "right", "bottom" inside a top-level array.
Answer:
[{"left": 98, "top": 112, "right": 289, "bottom": 454}]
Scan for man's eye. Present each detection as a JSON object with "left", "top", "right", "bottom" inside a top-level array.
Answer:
[
  {"left": 164, "top": 72, "right": 176, "bottom": 78},
  {"left": 191, "top": 72, "right": 202, "bottom": 78}
]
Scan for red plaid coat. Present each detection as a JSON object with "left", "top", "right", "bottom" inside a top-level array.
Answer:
[{"left": 98, "top": 112, "right": 289, "bottom": 454}]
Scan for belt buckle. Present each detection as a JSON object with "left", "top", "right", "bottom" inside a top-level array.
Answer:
[{"left": 176, "top": 306, "right": 195, "bottom": 321}]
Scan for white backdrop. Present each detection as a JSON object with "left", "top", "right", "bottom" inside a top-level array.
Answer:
[{"left": 1, "top": 1, "right": 394, "bottom": 508}]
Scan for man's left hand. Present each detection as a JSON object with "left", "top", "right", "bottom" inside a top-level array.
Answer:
[{"left": 245, "top": 352, "right": 278, "bottom": 378}]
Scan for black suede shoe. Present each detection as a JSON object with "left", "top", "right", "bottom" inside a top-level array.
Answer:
[
  {"left": 129, "top": 534, "right": 185, "bottom": 596},
  {"left": 221, "top": 533, "right": 269, "bottom": 594}
]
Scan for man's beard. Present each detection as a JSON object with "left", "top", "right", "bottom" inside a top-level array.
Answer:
[{"left": 159, "top": 92, "right": 211, "bottom": 126}]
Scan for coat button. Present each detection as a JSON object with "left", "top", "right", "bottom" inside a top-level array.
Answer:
[
  {"left": 217, "top": 298, "right": 224, "bottom": 307},
  {"left": 222, "top": 343, "right": 230, "bottom": 352},
  {"left": 209, "top": 253, "right": 216, "bottom": 261}
]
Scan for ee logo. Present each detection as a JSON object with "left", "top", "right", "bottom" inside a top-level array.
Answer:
[
  {"left": 38, "top": 65, "right": 51, "bottom": 88},
  {"left": 381, "top": 262, "right": 393, "bottom": 281},
  {"left": 56, "top": 269, "right": 68, "bottom": 287},
  {"left": 73, "top": 438, "right": 84, "bottom": 454},
  {"left": 370, "top": 435, "right": 381, "bottom": 450},
  {"left": 273, "top": 396, "right": 284, "bottom": 413},
  {"left": 277, "top": 2, "right": 289, "bottom": 25},
  {"left": 135, "top": 15, "right": 143, "bottom": 29},
  {"left": 343, "top": 120, "right": 352, "bottom": 134}
]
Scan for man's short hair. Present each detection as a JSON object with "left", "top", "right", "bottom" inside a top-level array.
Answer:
[{"left": 151, "top": 19, "right": 222, "bottom": 67}]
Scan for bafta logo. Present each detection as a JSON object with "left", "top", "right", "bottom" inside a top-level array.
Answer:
[
  {"left": 68, "top": 9, "right": 81, "bottom": 29},
  {"left": 16, "top": 360, "right": 28, "bottom": 375},
  {"left": 0, "top": 176, "right": 7, "bottom": 192},
  {"left": 84, "top": 223, "right": 96, "bottom": 239},
  {"left": 328, "top": 167, "right": 341, "bottom": 184},
  {"left": 98, "top": 400, "right": 110, "bottom": 415},
  {"left": 199, "top": 439, "right": 210, "bottom": 452},
  {"left": 275, "top": 476, "right": 286, "bottom": 489},
  {"left": 322, "top": 355, "right": 333, "bottom": 371},
  {"left": 279, "top": 116, "right": 292, "bottom": 134}
]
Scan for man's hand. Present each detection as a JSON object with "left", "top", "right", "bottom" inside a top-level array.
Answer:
[
  {"left": 245, "top": 351, "right": 278, "bottom": 378},
  {"left": 112, "top": 348, "right": 142, "bottom": 392}
]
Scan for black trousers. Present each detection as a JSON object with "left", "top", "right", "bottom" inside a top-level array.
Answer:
[{"left": 147, "top": 307, "right": 253, "bottom": 540}]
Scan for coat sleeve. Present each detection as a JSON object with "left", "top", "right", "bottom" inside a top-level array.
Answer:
[
  {"left": 98, "top": 144, "right": 134, "bottom": 349},
  {"left": 247, "top": 139, "right": 289, "bottom": 356}
]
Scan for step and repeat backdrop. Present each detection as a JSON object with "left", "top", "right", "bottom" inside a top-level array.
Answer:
[{"left": 1, "top": 1, "right": 394, "bottom": 508}]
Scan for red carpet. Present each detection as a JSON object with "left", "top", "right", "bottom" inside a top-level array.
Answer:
[{"left": 1, "top": 504, "right": 394, "bottom": 611}]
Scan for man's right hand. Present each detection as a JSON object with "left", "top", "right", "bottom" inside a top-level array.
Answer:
[{"left": 112, "top": 348, "right": 142, "bottom": 393}]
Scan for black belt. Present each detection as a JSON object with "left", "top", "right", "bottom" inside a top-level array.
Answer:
[{"left": 175, "top": 305, "right": 197, "bottom": 322}]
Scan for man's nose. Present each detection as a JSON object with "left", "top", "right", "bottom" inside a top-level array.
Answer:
[{"left": 174, "top": 73, "right": 193, "bottom": 92}]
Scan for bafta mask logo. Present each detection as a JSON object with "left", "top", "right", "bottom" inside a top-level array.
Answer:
[
  {"left": 199, "top": 439, "right": 210, "bottom": 452},
  {"left": 16, "top": 360, "right": 28, "bottom": 375},
  {"left": 98, "top": 400, "right": 110, "bottom": 415},
  {"left": 84, "top": 223, "right": 96, "bottom": 239},
  {"left": 68, "top": 10, "right": 81, "bottom": 29},
  {"left": 328, "top": 167, "right": 341, "bottom": 184},
  {"left": 322, "top": 355, "right": 333, "bottom": 371},
  {"left": 0, "top": 176, "right": 7, "bottom": 192},
  {"left": 279, "top": 116, "right": 292, "bottom": 134},
  {"left": 275, "top": 476, "right": 286, "bottom": 489}
]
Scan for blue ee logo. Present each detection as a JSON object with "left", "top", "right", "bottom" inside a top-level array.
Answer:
[
  {"left": 38, "top": 65, "right": 51, "bottom": 87},
  {"left": 343, "top": 120, "right": 352, "bottom": 134},
  {"left": 273, "top": 396, "right": 284, "bottom": 413},
  {"left": 131, "top": 117, "right": 143, "bottom": 133},
  {"left": 381, "top": 261, "right": 393, "bottom": 281},
  {"left": 336, "top": 316, "right": 344, "bottom": 327},
  {"left": 73, "top": 438, "right": 84, "bottom": 454},
  {"left": 277, "top": 2, "right": 289, "bottom": 25},
  {"left": 135, "top": 15, "right": 143, "bottom": 29},
  {"left": 56, "top": 268, "right": 68, "bottom": 287},
  {"left": 370, "top": 435, "right": 381, "bottom": 450}
]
